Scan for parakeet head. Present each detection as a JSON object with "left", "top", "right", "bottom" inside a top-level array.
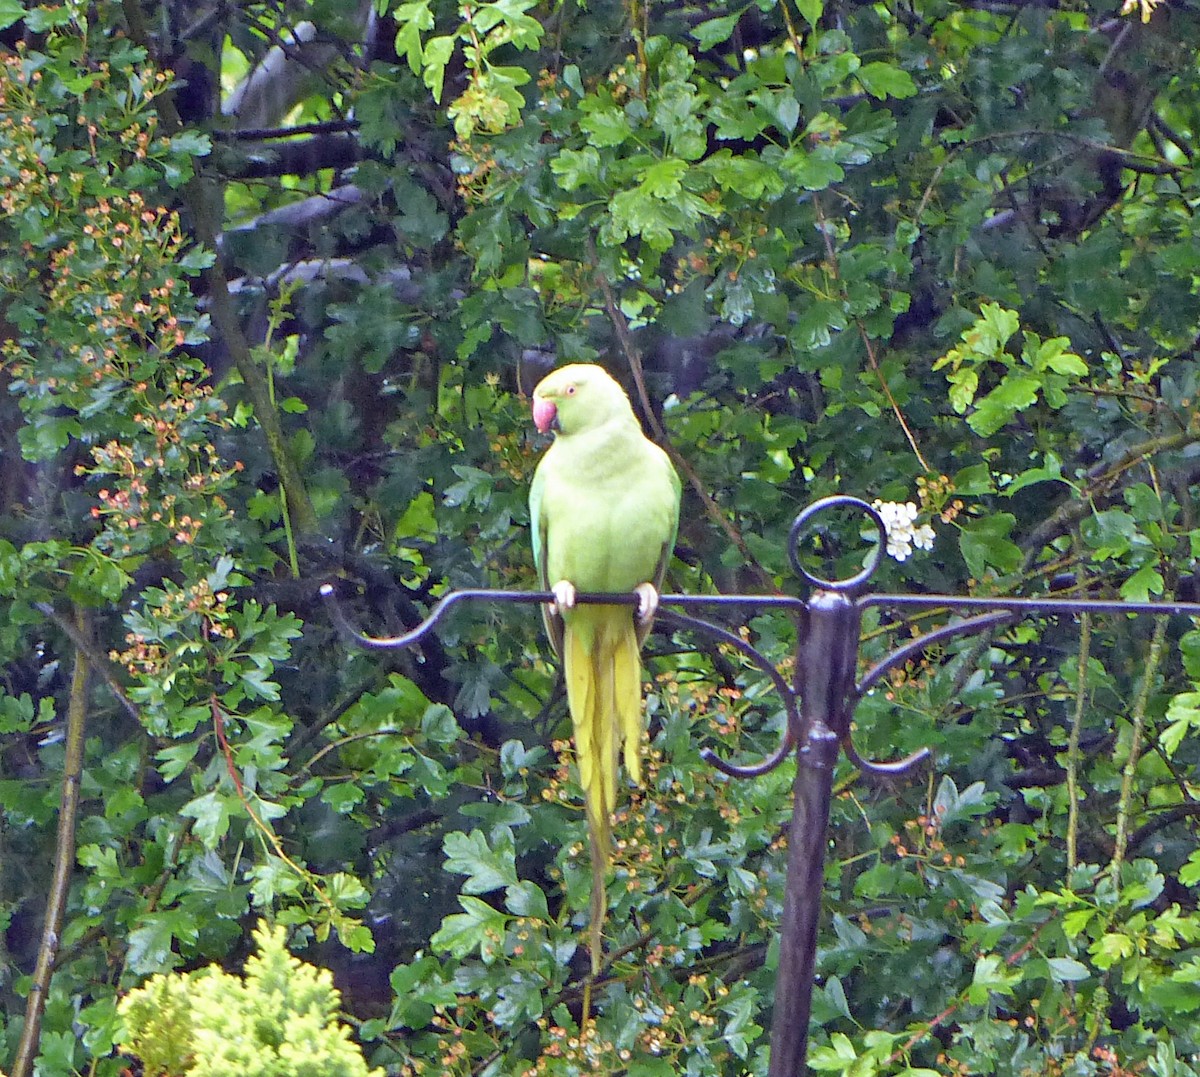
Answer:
[{"left": 531, "top": 364, "right": 632, "bottom": 435}]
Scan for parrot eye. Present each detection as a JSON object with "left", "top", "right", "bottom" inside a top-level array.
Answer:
[{"left": 565, "top": 385, "right": 577, "bottom": 396}]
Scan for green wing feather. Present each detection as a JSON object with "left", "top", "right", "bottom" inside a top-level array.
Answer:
[{"left": 528, "top": 464, "right": 563, "bottom": 657}]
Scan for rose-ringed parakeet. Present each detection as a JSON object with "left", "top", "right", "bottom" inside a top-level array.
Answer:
[{"left": 529, "top": 363, "right": 681, "bottom": 976}]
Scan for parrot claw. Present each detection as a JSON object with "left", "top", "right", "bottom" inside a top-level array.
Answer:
[
  {"left": 634, "top": 583, "right": 659, "bottom": 624},
  {"left": 551, "top": 580, "right": 577, "bottom": 615}
]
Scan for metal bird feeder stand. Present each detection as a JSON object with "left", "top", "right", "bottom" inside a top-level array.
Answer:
[{"left": 321, "top": 495, "right": 1200, "bottom": 1075}]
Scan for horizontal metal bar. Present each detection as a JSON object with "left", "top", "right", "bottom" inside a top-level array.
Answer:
[
  {"left": 319, "top": 584, "right": 807, "bottom": 650},
  {"left": 322, "top": 581, "right": 1200, "bottom": 652},
  {"left": 862, "top": 594, "right": 1200, "bottom": 618}
]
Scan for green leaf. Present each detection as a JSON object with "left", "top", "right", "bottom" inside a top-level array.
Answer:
[
  {"left": 25, "top": 5, "right": 74, "bottom": 30},
  {"left": 505, "top": 880, "right": 549, "bottom": 919},
  {"left": 430, "top": 895, "right": 509, "bottom": 961},
  {"left": 180, "top": 791, "right": 235, "bottom": 846},
  {"left": 779, "top": 145, "right": 844, "bottom": 190},
  {"left": 422, "top": 34, "right": 455, "bottom": 102},
  {"left": 19, "top": 415, "right": 83, "bottom": 460},
  {"left": 0, "top": 692, "right": 35, "bottom": 734},
  {"left": 1036, "top": 337, "right": 1087, "bottom": 376},
  {"left": 775, "top": 93, "right": 801, "bottom": 135},
  {"left": 126, "top": 914, "right": 185, "bottom": 975},
  {"left": 980, "top": 303, "right": 1021, "bottom": 347},
  {"left": 1091, "top": 931, "right": 1135, "bottom": 970},
  {"left": 692, "top": 8, "right": 747, "bottom": 50},
  {"left": 168, "top": 130, "right": 212, "bottom": 158},
  {"left": 1082, "top": 509, "right": 1139, "bottom": 561},
  {"left": 1119, "top": 563, "right": 1164, "bottom": 602},
  {"left": 809, "top": 1032, "right": 858, "bottom": 1071},
  {"left": 640, "top": 158, "right": 688, "bottom": 198},
  {"left": 0, "top": 0, "right": 24, "bottom": 32},
  {"left": 1003, "top": 454, "right": 1066, "bottom": 496},
  {"left": 967, "top": 954, "right": 1020, "bottom": 1004},
  {"left": 1063, "top": 908, "right": 1096, "bottom": 937},
  {"left": 1046, "top": 957, "right": 1091, "bottom": 982},
  {"left": 795, "top": 0, "right": 823, "bottom": 29},
  {"left": 322, "top": 782, "right": 366, "bottom": 814},
  {"left": 421, "top": 703, "right": 462, "bottom": 744},
  {"left": 551, "top": 146, "right": 601, "bottom": 191},
  {"left": 443, "top": 828, "right": 518, "bottom": 893},
  {"left": 959, "top": 513, "right": 1021, "bottom": 579},
  {"left": 1161, "top": 691, "right": 1200, "bottom": 758},
  {"left": 856, "top": 62, "right": 917, "bottom": 100},
  {"left": 393, "top": 0, "right": 434, "bottom": 73},
  {"left": 30, "top": 1031, "right": 78, "bottom": 1075},
  {"left": 967, "top": 372, "right": 1040, "bottom": 436},
  {"left": 953, "top": 463, "right": 995, "bottom": 495},
  {"left": 580, "top": 101, "right": 632, "bottom": 147},
  {"left": 704, "top": 151, "right": 786, "bottom": 199}
]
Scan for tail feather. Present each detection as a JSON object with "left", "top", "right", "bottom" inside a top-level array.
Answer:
[
  {"left": 562, "top": 610, "right": 647, "bottom": 975},
  {"left": 612, "top": 621, "right": 643, "bottom": 784}
]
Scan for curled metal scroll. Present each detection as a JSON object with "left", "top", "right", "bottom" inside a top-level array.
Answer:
[
  {"left": 848, "top": 609, "right": 1016, "bottom": 777},
  {"left": 857, "top": 610, "right": 1017, "bottom": 696},
  {"left": 788, "top": 496, "right": 933, "bottom": 778},
  {"left": 789, "top": 494, "right": 887, "bottom": 594},
  {"left": 656, "top": 608, "right": 798, "bottom": 779}
]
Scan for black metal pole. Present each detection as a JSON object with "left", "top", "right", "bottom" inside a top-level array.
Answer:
[
  {"left": 770, "top": 722, "right": 838, "bottom": 1075},
  {"left": 768, "top": 588, "right": 862, "bottom": 1076}
]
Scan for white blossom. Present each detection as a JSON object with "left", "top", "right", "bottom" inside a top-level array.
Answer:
[{"left": 872, "top": 499, "right": 936, "bottom": 562}]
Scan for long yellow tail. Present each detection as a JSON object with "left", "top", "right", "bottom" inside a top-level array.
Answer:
[{"left": 562, "top": 608, "right": 644, "bottom": 975}]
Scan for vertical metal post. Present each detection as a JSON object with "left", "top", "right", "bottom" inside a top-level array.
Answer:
[{"left": 768, "top": 589, "right": 861, "bottom": 1077}]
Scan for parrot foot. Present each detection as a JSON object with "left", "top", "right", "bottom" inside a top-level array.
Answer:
[
  {"left": 634, "top": 583, "right": 659, "bottom": 624},
  {"left": 550, "top": 580, "right": 577, "bottom": 616}
]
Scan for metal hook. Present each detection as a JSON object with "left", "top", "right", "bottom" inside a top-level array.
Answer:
[
  {"left": 657, "top": 608, "right": 799, "bottom": 779},
  {"left": 856, "top": 610, "right": 1017, "bottom": 696},
  {"left": 789, "top": 496, "right": 887, "bottom": 594},
  {"left": 842, "top": 738, "right": 930, "bottom": 777},
  {"left": 319, "top": 583, "right": 559, "bottom": 649},
  {"left": 843, "top": 610, "right": 1016, "bottom": 776}
]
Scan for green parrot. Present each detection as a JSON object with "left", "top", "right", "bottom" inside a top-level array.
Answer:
[{"left": 529, "top": 363, "right": 681, "bottom": 975}]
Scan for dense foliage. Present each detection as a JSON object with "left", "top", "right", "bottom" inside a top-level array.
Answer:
[
  {"left": 1, "top": 0, "right": 1199, "bottom": 1074},
  {"left": 118, "top": 920, "right": 382, "bottom": 1077}
]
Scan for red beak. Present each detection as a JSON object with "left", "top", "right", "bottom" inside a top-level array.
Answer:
[{"left": 533, "top": 396, "right": 557, "bottom": 434}]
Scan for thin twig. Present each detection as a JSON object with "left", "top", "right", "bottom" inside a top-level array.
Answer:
[
  {"left": 34, "top": 602, "right": 138, "bottom": 720},
  {"left": 11, "top": 610, "right": 90, "bottom": 1077},
  {"left": 812, "top": 194, "right": 929, "bottom": 471},
  {"left": 885, "top": 915, "right": 1053, "bottom": 1067},
  {"left": 1128, "top": 802, "right": 1200, "bottom": 852},
  {"left": 588, "top": 248, "right": 777, "bottom": 591},
  {"left": 120, "top": 0, "right": 319, "bottom": 535},
  {"left": 1020, "top": 428, "right": 1200, "bottom": 570},
  {"left": 1066, "top": 605, "right": 1091, "bottom": 872},
  {"left": 1109, "top": 616, "right": 1168, "bottom": 884}
]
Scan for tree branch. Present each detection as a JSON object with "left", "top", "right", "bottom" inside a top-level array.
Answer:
[
  {"left": 33, "top": 602, "right": 137, "bottom": 720},
  {"left": 1021, "top": 427, "right": 1199, "bottom": 568},
  {"left": 218, "top": 132, "right": 362, "bottom": 180},
  {"left": 121, "top": 0, "right": 320, "bottom": 534},
  {"left": 11, "top": 610, "right": 90, "bottom": 1077},
  {"left": 217, "top": 118, "right": 360, "bottom": 141}
]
